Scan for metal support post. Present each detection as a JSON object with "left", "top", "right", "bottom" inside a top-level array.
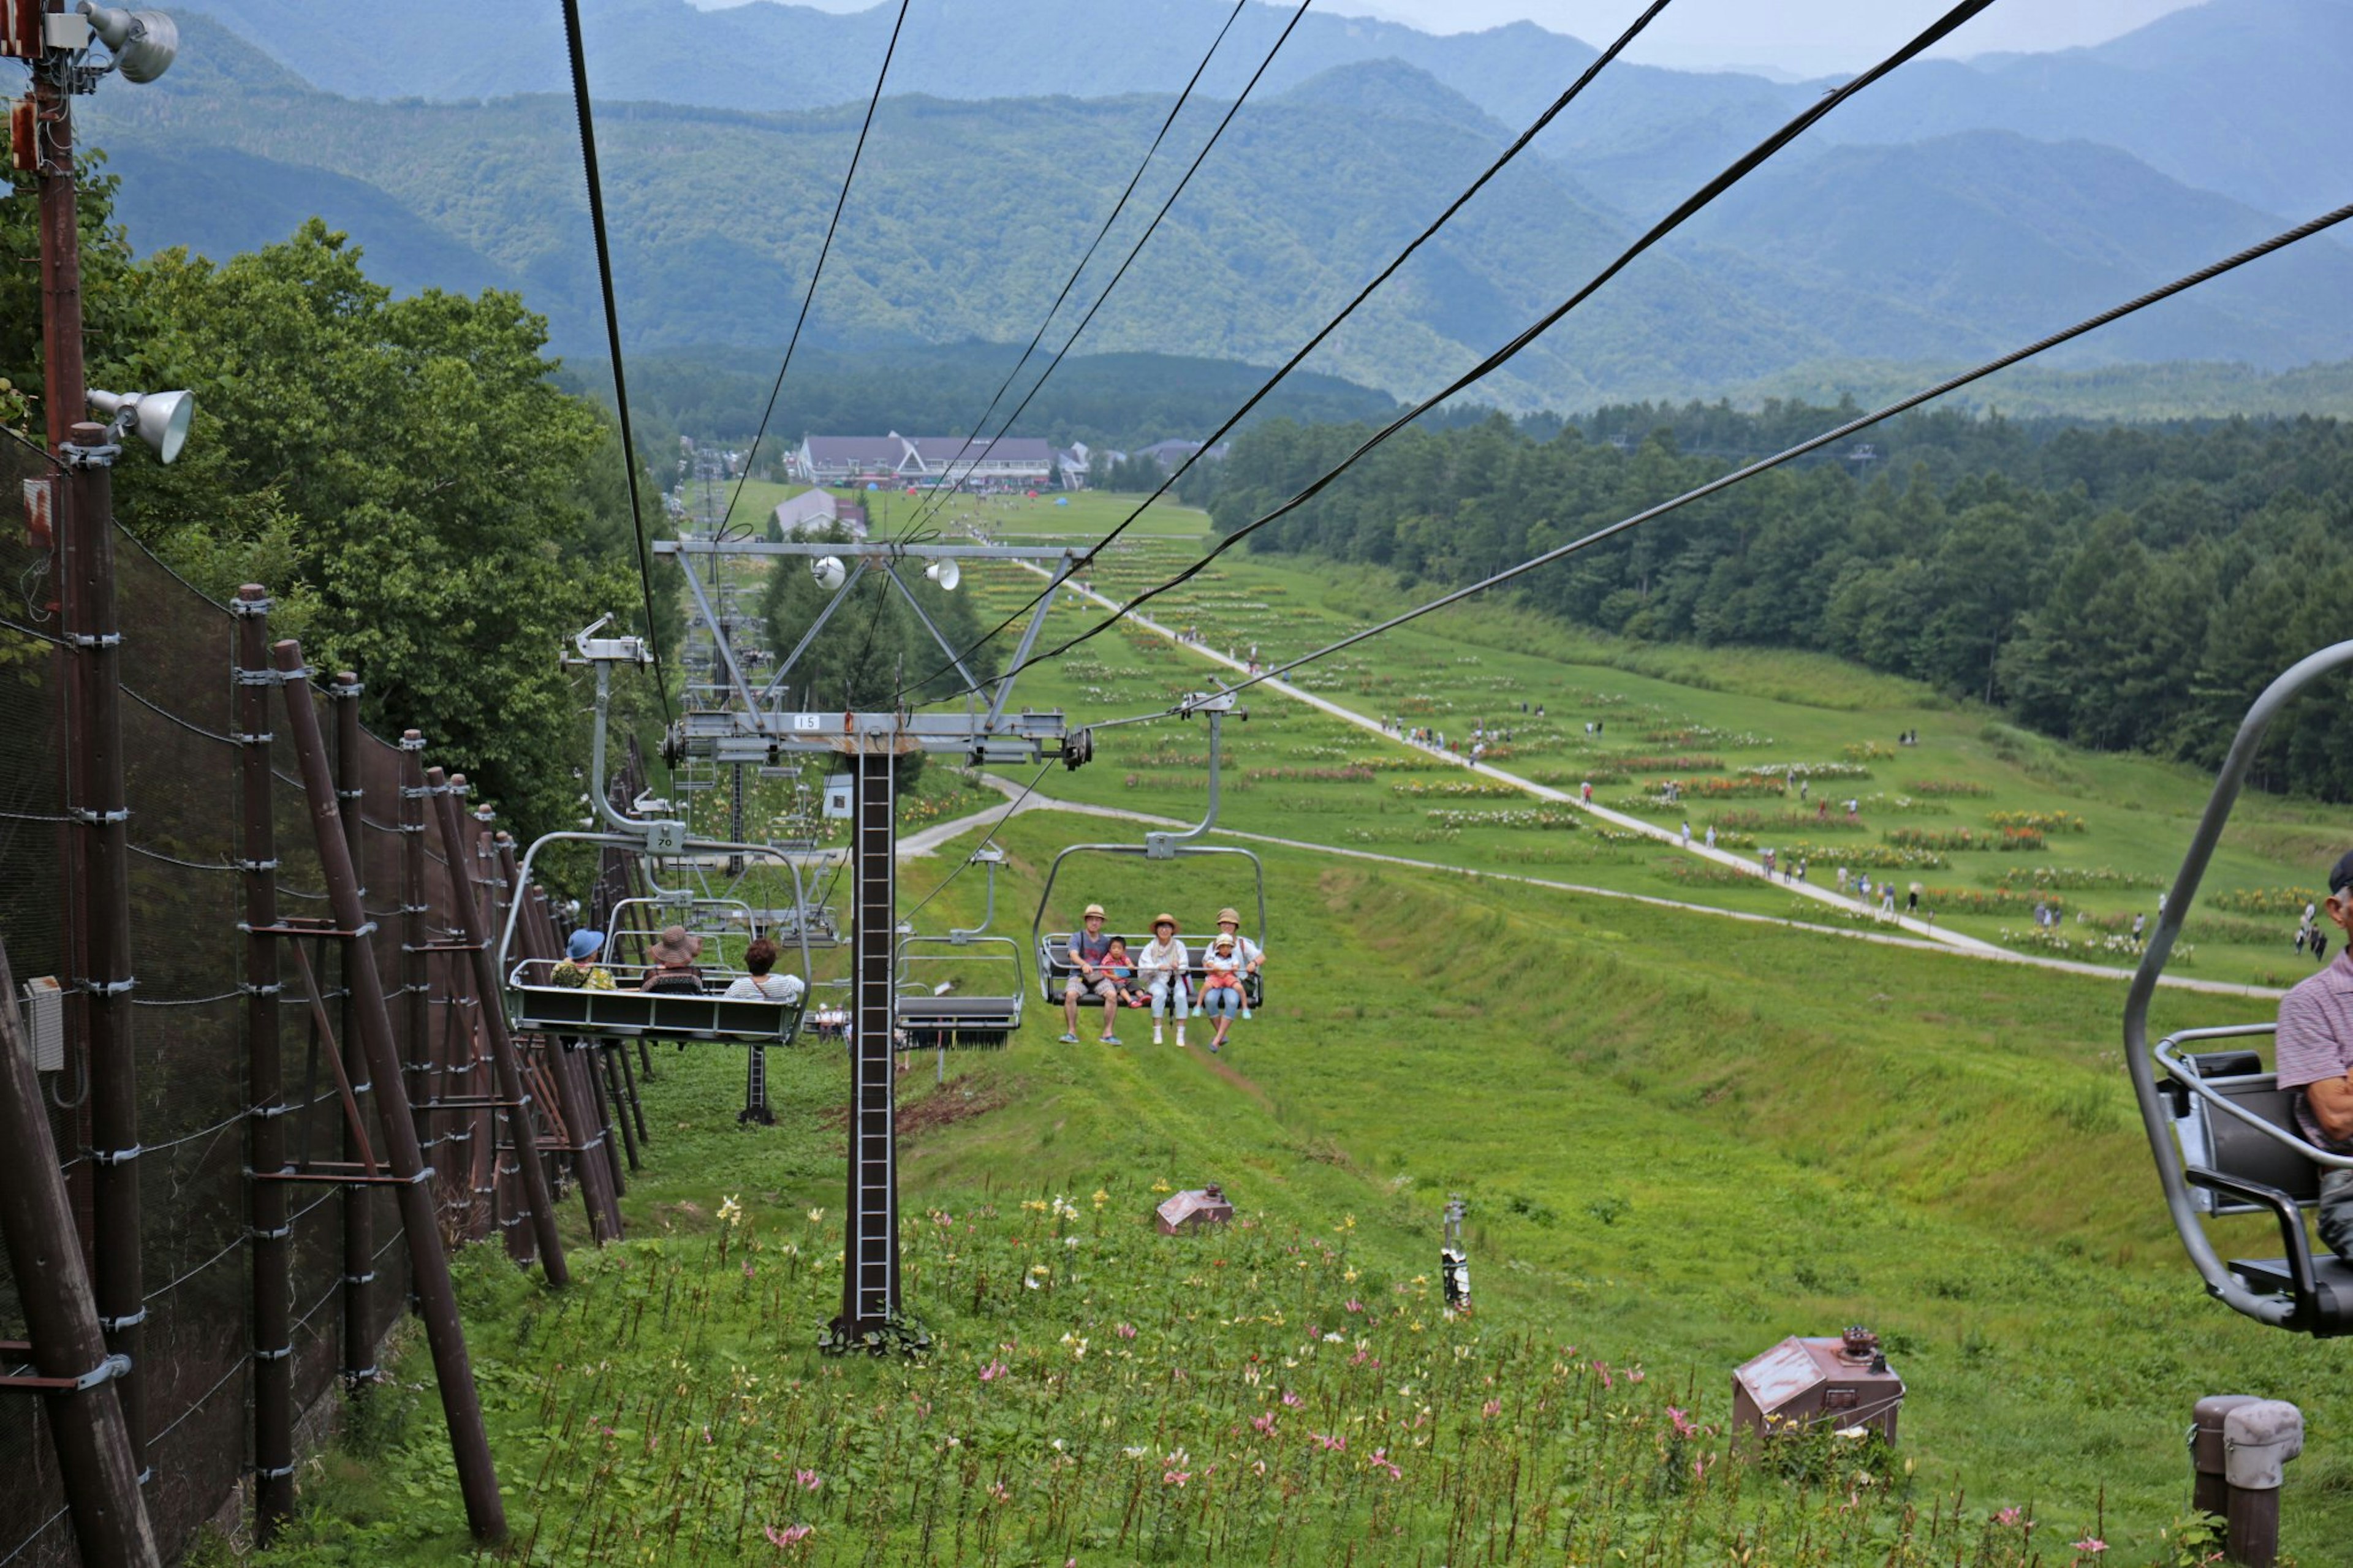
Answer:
[
  {"left": 396, "top": 732, "right": 435, "bottom": 1192},
  {"left": 423, "top": 772, "right": 573, "bottom": 1278},
  {"left": 273, "top": 642, "right": 507, "bottom": 1542},
  {"left": 2191, "top": 1395, "right": 2257, "bottom": 1521},
  {"left": 58, "top": 419, "right": 142, "bottom": 1464},
  {"left": 2223, "top": 1401, "right": 2302, "bottom": 1568},
  {"left": 0, "top": 940, "right": 161, "bottom": 1568},
  {"left": 832, "top": 736, "right": 905, "bottom": 1347},
  {"left": 330, "top": 673, "right": 377, "bottom": 1385},
  {"left": 234, "top": 588, "right": 294, "bottom": 1537}
]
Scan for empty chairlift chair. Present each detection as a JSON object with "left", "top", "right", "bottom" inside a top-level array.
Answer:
[
  {"left": 2125, "top": 638, "right": 2353, "bottom": 1336},
  {"left": 894, "top": 846, "right": 1026, "bottom": 1053}
]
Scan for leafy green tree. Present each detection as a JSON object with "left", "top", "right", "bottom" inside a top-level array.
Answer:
[{"left": 97, "top": 219, "right": 652, "bottom": 836}]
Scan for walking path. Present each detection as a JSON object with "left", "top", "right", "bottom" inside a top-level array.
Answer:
[
  {"left": 1011, "top": 558, "right": 2003, "bottom": 953},
  {"left": 904, "top": 772, "right": 2283, "bottom": 1002}
]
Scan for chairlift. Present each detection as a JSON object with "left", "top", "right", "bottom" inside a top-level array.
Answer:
[
  {"left": 2124, "top": 639, "right": 2353, "bottom": 1336},
  {"left": 896, "top": 844, "right": 1027, "bottom": 1054},
  {"left": 1031, "top": 691, "right": 1267, "bottom": 1009}
]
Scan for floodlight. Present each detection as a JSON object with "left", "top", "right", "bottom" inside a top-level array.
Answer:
[
  {"left": 812, "top": 555, "right": 847, "bottom": 592},
  {"left": 86, "top": 387, "right": 192, "bottom": 463},
  {"left": 77, "top": 4, "right": 177, "bottom": 82},
  {"left": 924, "top": 558, "right": 961, "bottom": 591}
]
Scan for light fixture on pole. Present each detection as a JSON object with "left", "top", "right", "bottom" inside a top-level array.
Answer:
[
  {"left": 75, "top": 4, "right": 177, "bottom": 82},
  {"left": 86, "top": 388, "right": 192, "bottom": 464},
  {"left": 923, "top": 559, "right": 960, "bottom": 591},
  {"left": 811, "top": 556, "right": 847, "bottom": 592}
]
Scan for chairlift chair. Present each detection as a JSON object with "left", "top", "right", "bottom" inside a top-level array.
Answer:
[
  {"left": 1031, "top": 692, "right": 1267, "bottom": 1010},
  {"left": 896, "top": 844, "right": 1027, "bottom": 1052},
  {"left": 2125, "top": 638, "right": 2353, "bottom": 1336}
]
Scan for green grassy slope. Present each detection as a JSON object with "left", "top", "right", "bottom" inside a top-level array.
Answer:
[{"left": 251, "top": 812, "right": 2331, "bottom": 1566}]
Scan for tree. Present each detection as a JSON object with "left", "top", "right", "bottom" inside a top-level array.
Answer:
[{"left": 97, "top": 219, "right": 650, "bottom": 837}]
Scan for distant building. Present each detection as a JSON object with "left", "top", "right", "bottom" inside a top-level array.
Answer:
[
  {"left": 793, "top": 432, "right": 1054, "bottom": 490},
  {"left": 1134, "top": 437, "right": 1229, "bottom": 472},
  {"left": 1055, "top": 442, "right": 1093, "bottom": 489},
  {"left": 771, "top": 488, "right": 868, "bottom": 541}
]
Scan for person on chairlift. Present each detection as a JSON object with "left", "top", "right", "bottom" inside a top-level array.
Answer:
[
  {"left": 1213, "top": 906, "right": 1264, "bottom": 1020},
  {"left": 1141, "top": 914, "right": 1191, "bottom": 1048},
  {"left": 725, "top": 937, "right": 805, "bottom": 1004},
  {"left": 1058, "top": 902, "right": 1122, "bottom": 1045},
  {"left": 2273, "top": 850, "right": 2353, "bottom": 1260},
  {"left": 1199, "top": 934, "right": 1246, "bottom": 1052},
  {"left": 641, "top": 928, "right": 704, "bottom": 994}
]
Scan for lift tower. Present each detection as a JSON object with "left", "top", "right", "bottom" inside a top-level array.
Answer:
[{"left": 654, "top": 534, "right": 1089, "bottom": 1346}]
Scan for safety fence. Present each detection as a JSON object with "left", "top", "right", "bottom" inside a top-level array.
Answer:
[{"left": 0, "top": 439, "right": 620, "bottom": 1566}]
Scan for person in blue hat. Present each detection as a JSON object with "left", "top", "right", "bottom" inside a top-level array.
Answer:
[{"left": 550, "top": 929, "right": 612, "bottom": 989}]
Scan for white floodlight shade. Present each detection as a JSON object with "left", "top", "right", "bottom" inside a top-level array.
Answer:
[
  {"left": 78, "top": 5, "right": 176, "bottom": 81},
  {"left": 87, "top": 387, "right": 193, "bottom": 464},
  {"left": 812, "top": 555, "right": 847, "bottom": 592},
  {"left": 925, "top": 559, "right": 961, "bottom": 591}
]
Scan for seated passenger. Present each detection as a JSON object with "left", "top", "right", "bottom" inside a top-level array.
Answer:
[
  {"left": 1102, "top": 936, "right": 1148, "bottom": 1010},
  {"left": 2276, "top": 850, "right": 2353, "bottom": 1260},
  {"left": 1198, "top": 933, "right": 1245, "bottom": 1052},
  {"left": 640, "top": 935, "right": 704, "bottom": 994},
  {"left": 1058, "top": 902, "right": 1123, "bottom": 1046},
  {"left": 550, "top": 928, "right": 613, "bottom": 990},
  {"left": 1140, "top": 914, "right": 1189, "bottom": 1048},
  {"left": 1214, "top": 906, "right": 1265, "bottom": 1017},
  {"left": 724, "top": 937, "right": 805, "bottom": 1004}
]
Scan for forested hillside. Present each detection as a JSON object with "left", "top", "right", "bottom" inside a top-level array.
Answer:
[{"left": 1208, "top": 405, "right": 2353, "bottom": 797}]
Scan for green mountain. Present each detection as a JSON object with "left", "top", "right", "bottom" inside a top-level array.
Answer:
[{"left": 81, "top": 12, "right": 2353, "bottom": 413}]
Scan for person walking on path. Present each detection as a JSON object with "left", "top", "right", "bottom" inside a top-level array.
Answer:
[
  {"left": 1681, "top": 821, "right": 1692, "bottom": 848},
  {"left": 1704, "top": 825, "right": 1717, "bottom": 850}
]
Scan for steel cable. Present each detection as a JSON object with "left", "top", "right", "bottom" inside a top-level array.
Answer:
[{"left": 968, "top": 0, "right": 2001, "bottom": 692}]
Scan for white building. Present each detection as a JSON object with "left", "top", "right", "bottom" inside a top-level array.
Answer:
[{"left": 794, "top": 432, "right": 1055, "bottom": 490}]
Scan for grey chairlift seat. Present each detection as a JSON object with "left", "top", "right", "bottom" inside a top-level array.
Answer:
[
  {"left": 895, "top": 846, "right": 1026, "bottom": 1051},
  {"left": 2127, "top": 636, "right": 2353, "bottom": 1338}
]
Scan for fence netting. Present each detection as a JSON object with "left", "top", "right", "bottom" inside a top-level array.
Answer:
[{"left": 0, "top": 461, "right": 570, "bottom": 1566}]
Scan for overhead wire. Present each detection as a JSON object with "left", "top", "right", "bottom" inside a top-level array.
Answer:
[
  {"left": 896, "top": 0, "right": 1314, "bottom": 539},
  {"left": 560, "top": 0, "right": 673, "bottom": 725},
  {"left": 726, "top": 0, "right": 913, "bottom": 531},
  {"left": 1110, "top": 201, "right": 2353, "bottom": 725},
  {"left": 904, "top": 0, "right": 1677, "bottom": 695},
  {"left": 897, "top": 0, "right": 1249, "bottom": 538},
  {"left": 962, "top": 0, "right": 1999, "bottom": 694}
]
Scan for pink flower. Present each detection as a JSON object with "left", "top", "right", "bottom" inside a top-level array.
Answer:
[
  {"left": 795, "top": 1469, "right": 822, "bottom": 1491},
  {"left": 701, "top": 1426, "right": 714, "bottom": 1445},
  {"left": 1115, "top": 1322, "right": 1137, "bottom": 1339},
  {"left": 1370, "top": 1447, "right": 1401, "bottom": 1480},
  {"left": 1667, "top": 1406, "right": 1697, "bottom": 1439},
  {"left": 742, "top": 1260, "right": 755, "bottom": 1279},
  {"left": 980, "top": 1360, "right": 1008, "bottom": 1382},
  {"left": 1995, "top": 1508, "right": 2023, "bottom": 1527},
  {"left": 1625, "top": 1368, "right": 1645, "bottom": 1384},
  {"left": 1592, "top": 1360, "right": 1614, "bottom": 1390},
  {"left": 1163, "top": 1468, "right": 1191, "bottom": 1487},
  {"left": 1344, "top": 1298, "right": 1363, "bottom": 1313},
  {"left": 987, "top": 1480, "right": 1009, "bottom": 1502},
  {"left": 1251, "top": 1412, "right": 1277, "bottom": 1436},
  {"left": 2072, "top": 1539, "right": 2107, "bottom": 1556},
  {"left": 1281, "top": 1390, "right": 1303, "bottom": 1408},
  {"left": 1480, "top": 1398, "right": 1501, "bottom": 1420},
  {"left": 1311, "top": 1432, "right": 1346, "bottom": 1452},
  {"left": 764, "top": 1523, "right": 812, "bottom": 1550}
]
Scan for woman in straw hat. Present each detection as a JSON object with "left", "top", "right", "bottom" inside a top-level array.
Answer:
[
  {"left": 1059, "top": 901, "right": 1123, "bottom": 1045},
  {"left": 1139, "top": 913, "right": 1190, "bottom": 1048}
]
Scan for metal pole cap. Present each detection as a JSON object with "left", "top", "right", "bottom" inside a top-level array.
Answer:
[
  {"left": 2191, "top": 1394, "right": 2261, "bottom": 1472},
  {"left": 2223, "top": 1400, "right": 2305, "bottom": 1491}
]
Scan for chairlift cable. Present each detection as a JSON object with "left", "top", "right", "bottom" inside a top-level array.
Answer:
[
  {"left": 725, "top": 0, "right": 914, "bottom": 531},
  {"left": 895, "top": 0, "right": 1251, "bottom": 537},
  {"left": 1097, "top": 200, "right": 2353, "bottom": 726},
  {"left": 900, "top": 756, "right": 1057, "bottom": 928},
  {"left": 903, "top": 0, "right": 1677, "bottom": 699},
  {"left": 560, "top": 0, "right": 673, "bottom": 724},
  {"left": 954, "top": 0, "right": 1999, "bottom": 697},
  {"left": 896, "top": 0, "right": 1313, "bottom": 540}
]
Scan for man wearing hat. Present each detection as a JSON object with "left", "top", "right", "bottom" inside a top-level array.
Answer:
[
  {"left": 1214, "top": 907, "right": 1264, "bottom": 1018},
  {"left": 1059, "top": 902, "right": 1123, "bottom": 1045},
  {"left": 1140, "top": 914, "right": 1191, "bottom": 1048},
  {"left": 2276, "top": 850, "right": 2353, "bottom": 1259}
]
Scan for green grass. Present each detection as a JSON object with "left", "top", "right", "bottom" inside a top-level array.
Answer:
[
  {"left": 924, "top": 501, "right": 2341, "bottom": 987},
  {"left": 254, "top": 814, "right": 2336, "bottom": 1566}
]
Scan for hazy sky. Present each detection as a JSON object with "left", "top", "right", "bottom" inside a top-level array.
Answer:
[
  {"left": 1318, "top": 0, "right": 2208, "bottom": 74},
  {"left": 688, "top": 0, "right": 2211, "bottom": 76}
]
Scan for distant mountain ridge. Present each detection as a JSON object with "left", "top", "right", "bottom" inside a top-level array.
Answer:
[{"left": 77, "top": 2, "right": 2353, "bottom": 412}]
